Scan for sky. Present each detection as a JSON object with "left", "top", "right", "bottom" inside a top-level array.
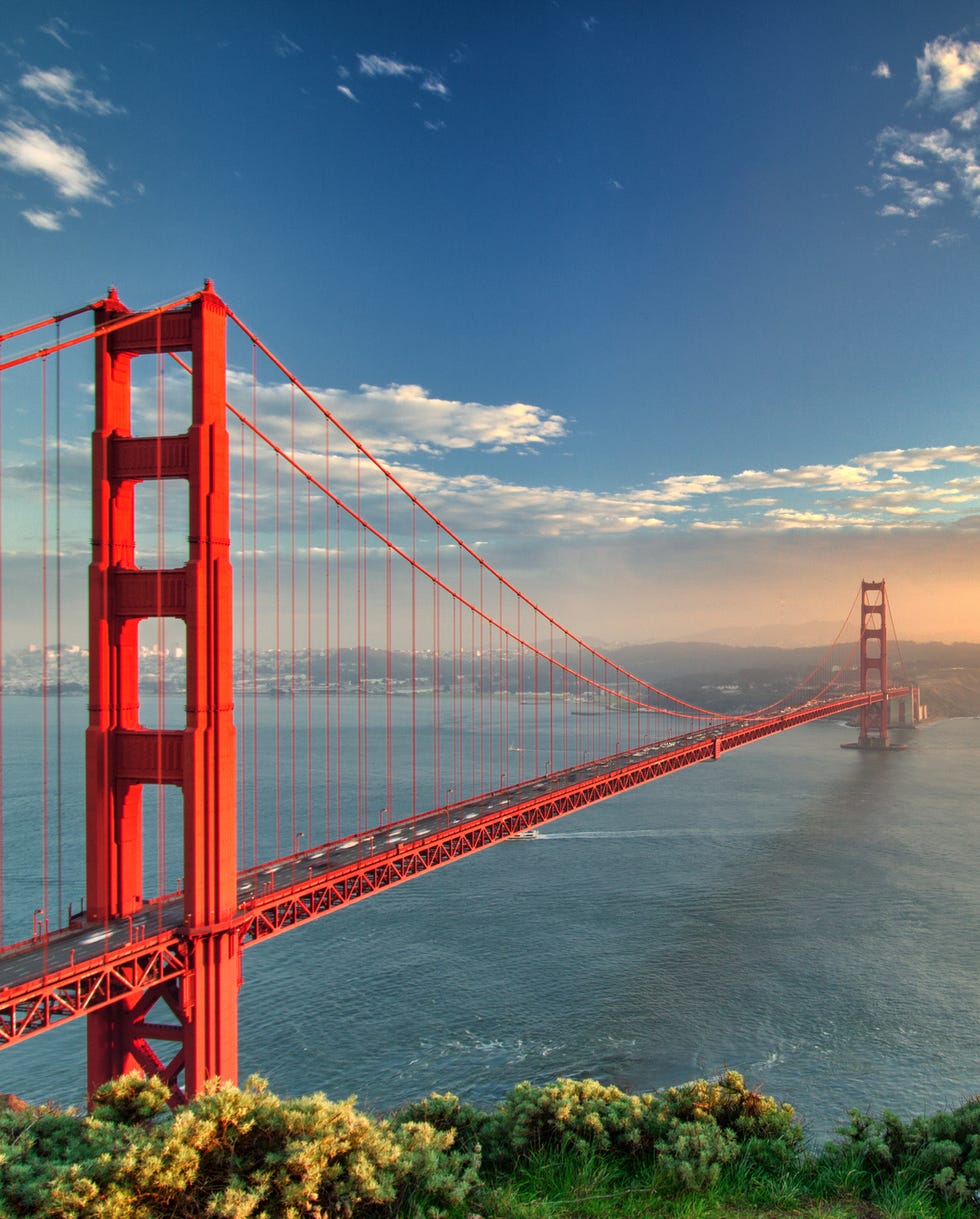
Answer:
[{"left": 0, "top": 1, "right": 979, "bottom": 646}]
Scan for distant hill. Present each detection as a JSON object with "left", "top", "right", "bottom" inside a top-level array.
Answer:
[
  {"left": 608, "top": 640, "right": 980, "bottom": 720},
  {"left": 680, "top": 621, "right": 845, "bottom": 648}
]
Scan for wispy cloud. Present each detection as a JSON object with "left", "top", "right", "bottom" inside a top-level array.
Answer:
[
  {"left": 21, "top": 205, "right": 78, "bottom": 230},
  {"left": 38, "top": 18, "right": 71, "bottom": 49},
  {"left": 358, "top": 54, "right": 422, "bottom": 79},
  {"left": 19, "top": 66, "right": 122, "bottom": 115},
  {"left": 0, "top": 52, "right": 123, "bottom": 225},
  {"left": 870, "top": 35, "right": 980, "bottom": 221},
  {"left": 219, "top": 371, "right": 980, "bottom": 543},
  {"left": 337, "top": 85, "right": 358, "bottom": 103},
  {"left": 856, "top": 443, "right": 980, "bottom": 471},
  {"left": 398, "top": 445, "right": 980, "bottom": 539},
  {"left": 274, "top": 31, "right": 302, "bottom": 58},
  {"left": 873, "top": 61, "right": 891, "bottom": 79},
  {"left": 420, "top": 75, "right": 449, "bottom": 98},
  {"left": 224, "top": 373, "right": 568, "bottom": 458},
  {"left": 0, "top": 120, "right": 105, "bottom": 199},
  {"left": 351, "top": 52, "right": 452, "bottom": 111}
]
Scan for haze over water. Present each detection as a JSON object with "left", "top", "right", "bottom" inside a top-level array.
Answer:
[{"left": 1, "top": 701, "right": 976, "bottom": 1146}]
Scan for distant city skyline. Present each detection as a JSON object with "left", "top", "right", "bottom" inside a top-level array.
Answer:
[{"left": 0, "top": 3, "right": 978, "bottom": 645}]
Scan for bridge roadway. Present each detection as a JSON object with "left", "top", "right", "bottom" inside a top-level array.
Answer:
[{"left": 0, "top": 689, "right": 904, "bottom": 1049}]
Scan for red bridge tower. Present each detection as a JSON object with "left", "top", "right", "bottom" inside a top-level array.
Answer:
[
  {"left": 86, "top": 283, "right": 238, "bottom": 1103},
  {"left": 857, "top": 579, "right": 889, "bottom": 749}
]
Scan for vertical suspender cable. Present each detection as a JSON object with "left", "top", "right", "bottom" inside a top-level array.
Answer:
[
  {"left": 478, "top": 564, "right": 485, "bottom": 793},
  {"left": 274, "top": 458, "right": 281, "bottom": 856},
  {"left": 333, "top": 502, "right": 342, "bottom": 837},
  {"left": 470, "top": 564, "right": 477, "bottom": 795},
  {"left": 322, "top": 415, "right": 331, "bottom": 841},
  {"left": 54, "top": 325, "right": 63, "bottom": 923},
  {"left": 239, "top": 411, "right": 248, "bottom": 868},
  {"left": 433, "top": 528, "right": 440, "bottom": 806},
  {"left": 288, "top": 385, "right": 296, "bottom": 853},
  {"left": 548, "top": 620, "right": 554, "bottom": 775},
  {"left": 410, "top": 503, "right": 417, "bottom": 821},
  {"left": 290, "top": 385, "right": 297, "bottom": 852},
  {"left": 251, "top": 344, "right": 259, "bottom": 865},
  {"left": 499, "top": 580, "right": 505, "bottom": 786},
  {"left": 156, "top": 339, "right": 166, "bottom": 901},
  {"left": 355, "top": 452, "right": 364, "bottom": 832},
  {"left": 361, "top": 458, "right": 369, "bottom": 828},
  {"left": 385, "top": 481, "right": 392, "bottom": 822},
  {"left": 41, "top": 355, "right": 49, "bottom": 930},
  {"left": 0, "top": 352, "right": 4, "bottom": 942},
  {"left": 306, "top": 480, "right": 313, "bottom": 843},
  {"left": 533, "top": 612, "right": 539, "bottom": 777},
  {"left": 451, "top": 549, "right": 458, "bottom": 800}
]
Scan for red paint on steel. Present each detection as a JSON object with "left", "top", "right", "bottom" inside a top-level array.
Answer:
[
  {"left": 858, "top": 580, "right": 890, "bottom": 748},
  {"left": 85, "top": 284, "right": 238, "bottom": 1104}
]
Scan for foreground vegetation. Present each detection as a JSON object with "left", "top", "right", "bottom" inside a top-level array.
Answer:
[{"left": 0, "top": 1070, "right": 978, "bottom": 1217}]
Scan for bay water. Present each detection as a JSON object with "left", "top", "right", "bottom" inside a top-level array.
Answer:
[{"left": 0, "top": 701, "right": 977, "bottom": 1146}]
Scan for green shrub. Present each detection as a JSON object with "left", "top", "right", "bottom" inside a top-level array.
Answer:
[
  {"left": 90, "top": 1075, "right": 171, "bottom": 1127},
  {"left": 0, "top": 1103, "right": 133, "bottom": 1218},
  {"left": 392, "top": 1090, "right": 489, "bottom": 1155},
  {"left": 484, "top": 1077, "right": 652, "bottom": 1166},
  {"left": 0, "top": 1075, "right": 481, "bottom": 1218},
  {"left": 822, "top": 1095, "right": 980, "bottom": 1203},
  {"left": 654, "top": 1119, "right": 738, "bottom": 1190},
  {"left": 659, "top": 1070, "right": 802, "bottom": 1142}
]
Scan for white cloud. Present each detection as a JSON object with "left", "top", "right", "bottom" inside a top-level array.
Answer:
[
  {"left": 358, "top": 54, "right": 422, "bottom": 78},
  {"left": 873, "top": 61, "right": 891, "bottom": 79},
  {"left": 765, "top": 508, "right": 857, "bottom": 529},
  {"left": 219, "top": 366, "right": 980, "bottom": 547},
  {"left": 917, "top": 36, "right": 980, "bottom": 104},
  {"left": 354, "top": 53, "right": 453, "bottom": 109},
  {"left": 421, "top": 75, "right": 449, "bottom": 98},
  {"left": 0, "top": 121, "right": 105, "bottom": 199},
  {"left": 21, "top": 207, "right": 63, "bottom": 230},
  {"left": 931, "top": 226, "right": 966, "bottom": 245},
  {"left": 224, "top": 373, "right": 568, "bottom": 457},
  {"left": 870, "top": 37, "right": 980, "bottom": 222},
  {"left": 19, "top": 66, "right": 122, "bottom": 116},
  {"left": 953, "top": 104, "right": 980, "bottom": 130},
  {"left": 337, "top": 85, "right": 358, "bottom": 103},
  {"left": 855, "top": 444, "right": 980, "bottom": 472}
]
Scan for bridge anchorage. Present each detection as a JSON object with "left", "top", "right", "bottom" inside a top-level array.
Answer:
[{"left": 0, "top": 282, "right": 914, "bottom": 1109}]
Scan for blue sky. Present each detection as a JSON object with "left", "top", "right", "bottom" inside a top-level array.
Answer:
[{"left": 1, "top": 1, "right": 978, "bottom": 644}]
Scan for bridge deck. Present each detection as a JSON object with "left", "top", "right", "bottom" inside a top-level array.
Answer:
[{"left": 0, "top": 689, "right": 907, "bottom": 1048}]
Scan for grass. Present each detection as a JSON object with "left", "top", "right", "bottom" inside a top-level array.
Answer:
[{"left": 463, "top": 1152, "right": 978, "bottom": 1219}]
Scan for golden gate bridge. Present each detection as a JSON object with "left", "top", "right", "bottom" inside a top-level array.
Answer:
[{"left": 0, "top": 283, "right": 912, "bottom": 1107}]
